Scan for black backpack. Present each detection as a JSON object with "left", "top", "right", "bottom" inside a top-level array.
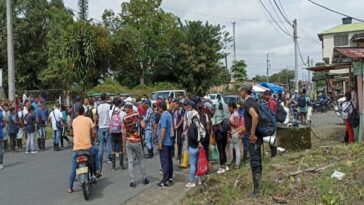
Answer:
[
  {"left": 256, "top": 103, "right": 276, "bottom": 137},
  {"left": 348, "top": 103, "right": 359, "bottom": 128},
  {"left": 270, "top": 99, "right": 287, "bottom": 123},
  {"left": 298, "top": 96, "right": 307, "bottom": 108},
  {"left": 85, "top": 107, "right": 94, "bottom": 122},
  {"left": 221, "top": 118, "right": 231, "bottom": 134}
]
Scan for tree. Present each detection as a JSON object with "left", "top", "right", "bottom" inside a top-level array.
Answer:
[{"left": 231, "top": 60, "right": 248, "bottom": 84}]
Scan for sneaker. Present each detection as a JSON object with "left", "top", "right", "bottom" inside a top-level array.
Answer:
[
  {"left": 156, "top": 181, "right": 169, "bottom": 188},
  {"left": 0, "top": 164, "right": 3, "bottom": 170},
  {"left": 143, "top": 178, "right": 150, "bottom": 185},
  {"left": 185, "top": 182, "right": 196, "bottom": 188},
  {"left": 197, "top": 178, "right": 202, "bottom": 185},
  {"left": 106, "top": 160, "right": 112, "bottom": 164},
  {"left": 25, "top": 151, "right": 30, "bottom": 154},
  {"left": 130, "top": 182, "right": 137, "bottom": 188},
  {"left": 169, "top": 179, "right": 173, "bottom": 184},
  {"left": 225, "top": 165, "right": 230, "bottom": 171},
  {"left": 31, "top": 151, "right": 38, "bottom": 154},
  {"left": 217, "top": 167, "right": 225, "bottom": 174}
]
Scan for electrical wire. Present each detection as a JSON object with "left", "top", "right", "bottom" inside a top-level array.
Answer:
[
  {"left": 277, "top": 0, "right": 289, "bottom": 19},
  {"left": 267, "top": 0, "right": 292, "bottom": 33},
  {"left": 298, "top": 25, "right": 321, "bottom": 45},
  {"left": 273, "top": 0, "right": 293, "bottom": 26},
  {"left": 307, "top": 0, "right": 364, "bottom": 22},
  {"left": 297, "top": 41, "right": 307, "bottom": 66},
  {"left": 257, "top": 0, "right": 293, "bottom": 37}
]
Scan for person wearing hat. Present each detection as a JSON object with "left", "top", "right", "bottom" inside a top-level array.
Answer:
[
  {"left": 238, "top": 82, "right": 263, "bottom": 198},
  {"left": 156, "top": 101, "right": 174, "bottom": 188},
  {"left": 142, "top": 99, "right": 155, "bottom": 158},
  {"left": 122, "top": 102, "right": 149, "bottom": 187}
]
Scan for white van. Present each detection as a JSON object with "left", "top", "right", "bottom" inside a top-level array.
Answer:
[{"left": 151, "top": 90, "right": 186, "bottom": 103}]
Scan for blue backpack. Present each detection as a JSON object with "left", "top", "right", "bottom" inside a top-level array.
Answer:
[{"left": 256, "top": 103, "right": 276, "bottom": 137}]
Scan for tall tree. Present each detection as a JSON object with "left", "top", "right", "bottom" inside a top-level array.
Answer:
[
  {"left": 78, "top": 0, "right": 88, "bottom": 21},
  {"left": 231, "top": 60, "right": 248, "bottom": 84}
]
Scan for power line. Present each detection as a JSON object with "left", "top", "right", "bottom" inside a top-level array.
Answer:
[
  {"left": 277, "top": 0, "right": 289, "bottom": 19},
  {"left": 307, "top": 0, "right": 364, "bottom": 22},
  {"left": 273, "top": 0, "right": 293, "bottom": 26},
  {"left": 298, "top": 24, "right": 321, "bottom": 45},
  {"left": 257, "top": 0, "right": 293, "bottom": 37},
  {"left": 267, "top": 0, "right": 292, "bottom": 33},
  {"left": 297, "top": 41, "right": 307, "bottom": 66}
]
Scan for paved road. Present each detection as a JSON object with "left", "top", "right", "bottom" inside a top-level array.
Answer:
[{"left": 0, "top": 142, "right": 186, "bottom": 205}]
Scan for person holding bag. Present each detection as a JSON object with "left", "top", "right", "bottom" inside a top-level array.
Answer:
[{"left": 342, "top": 92, "right": 354, "bottom": 144}]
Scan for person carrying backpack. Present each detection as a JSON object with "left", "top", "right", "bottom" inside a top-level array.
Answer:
[
  {"left": 262, "top": 90, "right": 279, "bottom": 158},
  {"left": 342, "top": 92, "right": 355, "bottom": 144},
  {"left": 297, "top": 89, "right": 310, "bottom": 124},
  {"left": 238, "top": 82, "right": 263, "bottom": 198},
  {"left": 109, "top": 106, "right": 124, "bottom": 170}
]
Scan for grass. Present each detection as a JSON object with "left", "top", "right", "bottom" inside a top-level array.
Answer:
[{"left": 182, "top": 126, "right": 364, "bottom": 205}]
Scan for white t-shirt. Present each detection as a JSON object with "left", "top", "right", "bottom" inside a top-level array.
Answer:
[
  {"left": 342, "top": 101, "right": 353, "bottom": 120},
  {"left": 97, "top": 103, "right": 111, "bottom": 129},
  {"left": 50, "top": 108, "right": 63, "bottom": 131}
]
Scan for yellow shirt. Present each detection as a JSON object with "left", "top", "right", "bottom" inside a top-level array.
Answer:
[{"left": 72, "top": 115, "right": 94, "bottom": 151}]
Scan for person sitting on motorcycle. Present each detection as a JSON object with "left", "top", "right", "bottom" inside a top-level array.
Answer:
[{"left": 68, "top": 106, "right": 100, "bottom": 193}]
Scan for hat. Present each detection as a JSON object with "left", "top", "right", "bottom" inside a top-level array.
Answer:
[
  {"left": 263, "top": 90, "right": 272, "bottom": 96},
  {"left": 124, "top": 102, "right": 133, "bottom": 108},
  {"left": 240, "top": 82, "right": 253, "bottom": 92},
  {"left": 126, "top": 97, "right": 132, "bottom": 102},
  {"left": 188, "top": 100, "right": 195, "bottom": 108},
  {"left": 157, "top": 96, "right": 164, "bottom": 100},
  {"left": 114, "top": 107, "right": 120, "bottom": 113},
  {"left": 76, "top": 95, "right": 81, "bottom": 101},
  {"left": 142, "top": 99, "right": 151, "bottom": 106},
  {"left": 294, "top": 90, "right": 298, "bottom": 93}
]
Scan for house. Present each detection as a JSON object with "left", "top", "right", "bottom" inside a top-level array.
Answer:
[{"left": 318, "top": 18, "right": 364, "bottom": 65}]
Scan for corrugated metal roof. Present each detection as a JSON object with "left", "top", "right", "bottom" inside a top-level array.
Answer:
[
  {"left": 319, "top": 23, "right": 364, "bottom": 36},
  {"left": 306, "top": 63, "right": 351, "bottom": 72},
  {"left": 335, "top": 48, "right": 364, "bottom": 60}
]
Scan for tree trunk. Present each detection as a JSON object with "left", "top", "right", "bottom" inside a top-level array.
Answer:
[{"left": 140, "top": 69, "right": 145, "bottom": 86}]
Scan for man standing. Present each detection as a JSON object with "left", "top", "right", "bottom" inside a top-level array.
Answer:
[
  {"left": 36, "top": 103, "right": 48, "bottom": 151},
  {"left": 68, "top": 106, "right": 100, "bottom": 193},
  {"left": 238, "top": 83, "right": 262, "bottom": 198},
  {"left": 122, "top": 102, "right": 149, "bottom": 188},
  {"left": 143, "top": 99, "right": 155, "bottom": 158},
  {"left": 49, "top": 104, "right": 63, "bottom": 151},
  {"left": 156, "top": 101, "right": 174, "bottom": 188},
  {"left": 348, "top": 85, "right": 358, "bottom": 110},
  {"left": 297, "top": 89, "right": 310, "bottom": 124},
  {"left": 262, "top": 90, "right": 278, "bottom": 157},
  {"left": 96, "top": 93, "right": 112, "bottom": 164}
]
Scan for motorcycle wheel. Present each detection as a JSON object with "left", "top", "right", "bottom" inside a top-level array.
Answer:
[{"left": 82, "top": 182, "right": 90, "bottom": 200}]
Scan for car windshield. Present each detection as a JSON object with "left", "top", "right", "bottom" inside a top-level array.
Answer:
[
  {"left": 151, "top": 92, "right": 170, "bottom": 100},
  {"left": 224, "top": 96, "right": 238, "bottom": 105},
  {"left": 209, "top": 95, "right": 216, "bottom": 100}
]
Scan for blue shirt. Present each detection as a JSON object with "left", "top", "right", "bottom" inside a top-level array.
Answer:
[
  {"left": 0, "top": 111, "right": 3, "bottom": 140},
  {"left": 36, "top": 109, "right": 48, "bottom": 127},
  {"left": 157, "top": 111, "right": 173, "bottom": 146},
  {"left": 144, "top": 108, "right": 155, "bottom": 130},
  {"left": 25, "top": 113, "right": 36, "bottom": 133},
  {"left": 8, "top": 114, "right": 19, "bottom": 134}
]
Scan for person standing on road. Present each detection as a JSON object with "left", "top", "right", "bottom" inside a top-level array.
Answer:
[
  {"left": 109, "top": 100, "right": 125, "bottom": 170},
  {"left": 25, "top": 106, "right": 38, "bottom": 154},
  {"left": 96, "top": 93, "right": 112, "bottom": 165},
  {"left": 36, "top": 103, "right": 48, "bottom": 151},
  {"left": 8, "top": 107, "right": 19, "bottom": 152},
  {"left": 262, "top": 90, "right": 278, "bottom": 158},
  {"left": 0, "top": 108, "right": 4, "bottom": 170},
  {"left": 16, "top": 104, "right": 25, "bottom": 150},
  {"left": 49, "top": 104, "right": 63, "bottom": 151},
  {"left": 298, "top": 89, "right": 310, "bottom": 124},
  {"left": 156, "top": 101, "right": 174, "bottom": 188},
  {"left": 68, "top": 106, "right": 100, "bottom": 193},
  {"left": 238, "top": 83, "right": 263, "bottom": 198},
  {"left": 122, "top": 102, "right": 149, "bottom": 188},
  {"left": 143, "top": 99, "right": 155, "bottom": 158},
  {"left": 173, "top": 99, "right": 184, "bottom": 161},
  {"left": 60, "top": 105, "right": 71, "bottom": 148},
  {"left": 2, "top": 105, "right": 9, "bottom": 151}
]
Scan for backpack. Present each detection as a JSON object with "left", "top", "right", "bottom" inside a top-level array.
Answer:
[
  {"left": 109, "top": 112, "right": 122, "bottom": 134},
  {"left": 298, "top": 96, "right": 307, "bottom": 108},
  {"left": 256, "top": 103, "right": 276, "bottom": 137},
  {"left": 85, "top": 107, "right": 94, "bottom": 122},
  {"left": 269, "top": 98, "right": 287, "bottom": 123},
  {"left": 348, "top": 103, "right": 359, "bottom": 128},
  {"left": 221, "top": 118, "right": 231, "bottom": 134}
]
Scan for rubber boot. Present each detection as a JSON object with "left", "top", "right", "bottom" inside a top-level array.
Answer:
[
  {"left": 53, "top": 143, "right": 56, "bottom": 151},
  {"left": 42, "top": 138, "right": 46, "bottom": 151},
  {"left": 242, "top": 150, "right": 248, "bottom": 165},
  {"left": 3, "top": 140, "right": 8, "bottom": 151},
  {"left": 150, "top": 149, "right": 154, "bottom": 158},
  {"left": 270, "top": 145, "right": 277, "bottom": 158},
  {"left": 17, "top": 139, "right": 23, "bottom": 150},
  {"left": 120, "top": 153, "right": 126, "bottom": 169},
  {"left": 37, "top": 139, "right": 41, "bottom": 151},
  {"left": 111, "top": 154, "right": 116, "bottom": 170},
  {"left": 249, "top": 172, "right": 262, "bottom": 198}
]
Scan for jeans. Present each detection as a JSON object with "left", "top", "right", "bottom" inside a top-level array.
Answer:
[
  {"left": 126, "top": 141, "right": 147, "bottom": 183},
  {"left": 159, "top": 145, "right": 173, "bottom": 183},
  {"left": 144, "top": 129, "right": 153, "bottom": 150},
  {"left": 0, "top": 139, "right": 3, "bottom": 164},
  {"left": 68, "top": 146, "right": 100, "bottom": 189},
  {"left": 248, "top": 142, "right": 262, "bottom": 174},
  {"left": 53, "top": 130, "right": 61, "bottom": 145},
  {"left": 232, "top": 135, "right": 241, "bottom": 166},
  {"left": 37, "top": 127, "right": 46, "bottom": 139},
  {"left": 26, "top": 132, "right": 36, "bottom": 152},
  {"left": 188, "top": 147, "right": 199, "bottom": 183},
  {"left": 216, "top": 130, "right": 227, "bottom": 166},
  {"left": 98, "top": 128, "right": 111, "bottom": 162}
]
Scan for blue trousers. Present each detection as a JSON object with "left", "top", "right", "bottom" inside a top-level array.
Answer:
[
  {"left": 69, "top": 146, "right": 99, "bottom": 189},
  {"left": 188, "top": 147, "right": 199, "bottom": 183},
  {"left": 53, "top": 130, "right": 61, "bottom": 145},
  {"left": 144, "top": 129, "right": 153, "bottom": 150},
  {"left": 159, "top": 145, "right": 173, "bottom": 183},
  {"left": 97, "top": 128, "right": 111, "bottom": 162}
]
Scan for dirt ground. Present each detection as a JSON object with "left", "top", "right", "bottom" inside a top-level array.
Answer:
[{"left": 181, "top": 112, "right": 364, "bottom": 205}]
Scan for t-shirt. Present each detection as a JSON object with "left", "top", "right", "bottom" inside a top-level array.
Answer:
[
  {"left": 267, "top": 98, "right": 278, "bottom": 114},
  {"left": 71, "top": 102, "right": 82, "bottom": 119},
  {"left": 8, "top": 114, "right": 19, "bottom": 134},
  {"left": 157, "top": 111, "right": 173, "bottom": 146},
  {"left": 36, "top": 109, "right": 48, "bottom": 127},
  {"left": 97, "top": 103, "right": 110, "bottom": 129},
  {"left": 299, "top": 96, "right": 311, "bottom": 113},
  {"left": 229, "top": 110, "right": 240, "bottom": 133},
  {"left": 72, "top": 116, "right": 94, "bottom": 151},
  {"left": 342, "top": 101, "right": 353, "bottom": 120},
  {"left": 123, "top": 111, "right": 139, "bottom": 136},
  {"left": 25, "top": 113, "right": 36, "bottom": 133},
  {"left": 144, "top": 107, "right": 155, "bottom": 130},
  {"left": 0, "top": 111, "right": 3, "bottom": 140},
  {"left": 243, "top": 97, "right": 259, "bottom": 134},
  {"left": 50, "top": 109, "right": 63, "bottom": 131}
]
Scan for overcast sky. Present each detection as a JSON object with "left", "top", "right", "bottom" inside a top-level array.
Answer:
[{"left": 64, "top": 0, "right": 364, "bottom": 79}]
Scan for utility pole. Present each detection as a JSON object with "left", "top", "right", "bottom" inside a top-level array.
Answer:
[
  {"left": 6, "top": 0, "right": 15, "bottom": 101},
  {"left": 232, "top": 21, "right": 236, "bottom": 62},
  {"left": 293, "top": 19, "right": 299, "bottom": 92},
  {"left": 266, "top": 53, "right": 270, "bottom": 82},
  {"left": 307, "top": 56, "right": 311, "bottom": 95}
]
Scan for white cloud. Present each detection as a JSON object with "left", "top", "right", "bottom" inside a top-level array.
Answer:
[{"left": 64, "top": 0, "right": 364, "bottom": 79}]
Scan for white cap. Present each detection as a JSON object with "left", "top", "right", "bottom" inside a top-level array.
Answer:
[
  {"left": 294, "top": 90, "right": 298, "bottom": 93},
  {"left": 126, "top": 97, "right": 132, "bottom": 102}
]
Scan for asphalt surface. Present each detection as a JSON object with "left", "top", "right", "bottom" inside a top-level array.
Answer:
[{"left": 0, "top": 142, "right": 181, "bottom": 205}]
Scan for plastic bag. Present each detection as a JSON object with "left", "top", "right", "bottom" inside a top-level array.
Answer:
[
  {"left": 180, "top": 150, "right": 189, "bottom": 168},
  {"left": 208, "top": 144, "right": 219, "bottom": 162},
  {"left": 197, "top": 147, "right": 209, "bottom": 176}
]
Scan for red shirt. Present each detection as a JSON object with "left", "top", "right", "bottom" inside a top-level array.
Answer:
[
  {"left": 138, "top": 104, "right": 147, "bottom": 116},
  {"left": 267, "top": 98, "right": 278, "bottom": 114}
]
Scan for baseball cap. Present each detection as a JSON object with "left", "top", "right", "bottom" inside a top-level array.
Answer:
[
  {"left": 240, "top": 82, "right": 253, "bottom": 92},
  {"left": 142, "top": 99, "right": 151, "bottom": 106},
  {"left": 76, "top": 95, "right": 81, "bottom": 101},
  {"left": 124, "top": 102, "right": 133, "bottom": 108}
]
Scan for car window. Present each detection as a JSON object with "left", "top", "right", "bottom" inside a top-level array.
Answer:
[
  {"left": 151, "top": 92, "right": 170, "bottom": 100},
  {"left": 209, "top": 95, "right": 216, "bottom": 100}
]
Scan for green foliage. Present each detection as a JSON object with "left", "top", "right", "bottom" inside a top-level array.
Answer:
[
  {"left": 78, "top": 0, "right": 88, "bottom": 21},
  {"left": 231, "top": 60, "right": 248, "bottom": 84}
]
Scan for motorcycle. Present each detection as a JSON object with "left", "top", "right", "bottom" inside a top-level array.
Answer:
[
  {"left": 75, "top": 151, "right": 97, "bottom": 200},
  {"left": 290, "top": 104, "right": 300, "bottom": 121}
]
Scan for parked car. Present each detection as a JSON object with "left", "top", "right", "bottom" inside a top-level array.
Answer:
[
  {"left": 205, "top": 93, "right": 223, "bottom": 105},
  {"left": 151, "top": 90, "right": 186, "bottom": 103},
  {"left": 224, "top": 95, "right": 240, "bottom": 105}
]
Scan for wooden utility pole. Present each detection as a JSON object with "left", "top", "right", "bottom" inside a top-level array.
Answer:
[
  {"left": 293, "top": 19, "right": 299, "bottom": 91},
  {"left": 6, "top": 0, "right": 15, "bottom": 101}
]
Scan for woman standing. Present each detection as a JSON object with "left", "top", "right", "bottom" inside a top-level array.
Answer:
[
  {"left": 228, "top": 102, "right": 241, "bottom": 168},
  {"left": 342, "top": 92, "right": 354, "bottom": 144},
  {"left": 8, "top": 107, "right": 19, "bottom": 152}
]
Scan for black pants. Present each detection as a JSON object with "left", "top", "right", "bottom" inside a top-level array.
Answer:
[
  {"left": 9, "top": 133, "right": 17, "bottom": 151},
  {"left": 111, "top": 133, "right": 122, "bottom": 153},
  {"left": 176, "top": 128, "right": 183, "bottom": 159},
  {"left": 61, "top": 128, "right": 70, "bottom": 146},
  {"left": 202, "top": 133, "right": 209, "bottom": 161},
  {"left": 248, "top": 142, "right": 263, "bottom": 174},
  {"left": 159, "top": 146, "right": 173, "bottom": 182},
  {"left": 216, "top": 130, "right": 227, "bottom": 166}
]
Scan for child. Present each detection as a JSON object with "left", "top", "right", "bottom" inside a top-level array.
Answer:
[{"left": 25, "top": 106, "right": 37, "bottom": 154}]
